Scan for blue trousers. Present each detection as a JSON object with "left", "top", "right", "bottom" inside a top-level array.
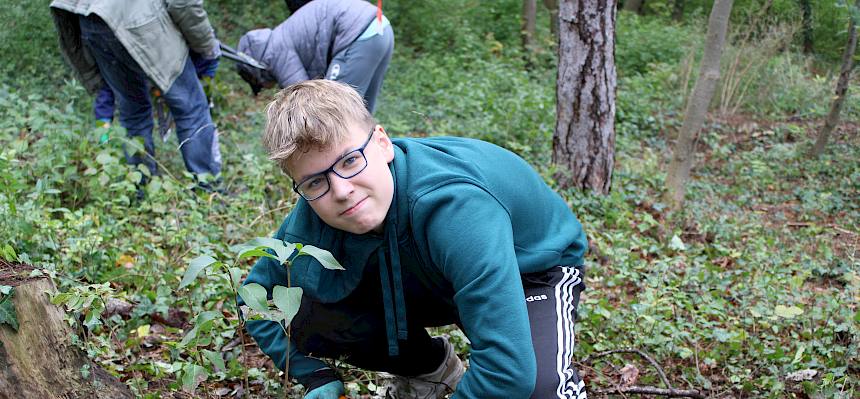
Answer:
[{"left": 79, "top": 14, "right": 221, "bottom": 179}]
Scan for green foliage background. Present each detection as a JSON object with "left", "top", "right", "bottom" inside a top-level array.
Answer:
[{"left": 0, "top": 0, "right": 858, "bottom": 397}]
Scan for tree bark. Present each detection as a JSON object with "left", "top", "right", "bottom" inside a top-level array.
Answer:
[
  {"left": 623, "top": 0, "right": 644, "bottom": 14},
  {"left": 0, "top": 278, "right": 132, "bottom": 399},
  {"left": 664, "top": 0, "right": 733, "bottom": 209},
  {"left": 810, "top": 0, "right": 858, "bottom": 157},
  {"left": 798, "top": 0, "right": 814, "bottom": 54},
  {"left": 542, "top": 0, "right": 560, "bottom": 36},
  {"left": 552, "top": 0, "right": 617, "bottom": 194},
  {"left": 671, "top": 0, "right": 685, "bottom": 22},
  {"left": 522, "top": 0, "right": 538, "bottom": 51}
]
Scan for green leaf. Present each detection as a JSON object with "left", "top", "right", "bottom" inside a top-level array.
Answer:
[
  {"left": 180, "top": 255, "right": 219, "bottom": 289},
  {"left": 272, "top": 286, "right": 303, "bottom": 325},
  {"left": 668, "top": 235, "right": 686, "bottom": 251},
  {"left": 202, "top": 349, "right": 226, "bottom": 372},
  {"left": 50, "top": 292, "right": 70, "bottom": 306},
  {"left": 238, "top": 283, "right": 270, "bottom": 314},
  {"left": 0, "top": 285, "right": 12, "bottom": 296},
  {"left": 179, "top": 326, "right": 200, "bottom": 347},
  {"left": 298, "top": 245, "right": 344, "bottom": 270},
  {"left": 95, "top": 151, "right": 116, "bottom": 165},
  {"left": 194, "top": 310, "right": 220, "bottom": 327},
  {"left": 180, "top": 311, "right": 220, "bottom": 347},
  {"left": 236, "top": 248, "right": 278, "bottom": 261},
  {"left": 83, "top": 301, "right": 104, "bottom": 329},
  {"left": 792, "top": 344, "right": 806, "bottom": 364},
  {"left": 775, "top": 305, "right": 803, "bottom": 319},
  {"left": 0, "top": 294, "right": 18, "bottom": 331},
  {"left": 180, "top": 363, "right": 209, "bottom": 393},
  {"left": 0, "top": 244, "right": 16, "bottom": 262},
  {"left": 232, "top": 238, "right": 296, "bottom": 264}
]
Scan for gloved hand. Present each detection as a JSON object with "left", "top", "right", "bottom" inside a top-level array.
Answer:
[
  {"left": 191, "top": 51, "right": 219, "bottom": 79},
  {"left": 95, "top": 118, "right": 112, "bottom": 144},
  {"left": 304, "top": 380, "right": 344, "bottom": 399},
  {"left": 200, "top": 38, "right": 222, "bottom": 60}
]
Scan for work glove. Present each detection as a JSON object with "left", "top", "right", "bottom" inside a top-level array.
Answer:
[
  {"left": 200, "top": 38, "right": 222, "bottom": 60},
  {"left": 304, "top": 380, "right": 344, "bottom": 399},
  {"left": 191, "top": 51, "right": 219, "bottom": 79},
  {"left": 95, "top": 118, "right": 112, "bottom": 144}
]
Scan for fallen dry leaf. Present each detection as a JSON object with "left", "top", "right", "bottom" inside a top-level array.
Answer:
[{"left": 620, "top": 363, "right": 640, "bottom": 387}]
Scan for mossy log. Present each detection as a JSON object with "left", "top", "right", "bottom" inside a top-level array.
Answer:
[{"left": 0, "top": 275, "right": 132, "bottom": 399}]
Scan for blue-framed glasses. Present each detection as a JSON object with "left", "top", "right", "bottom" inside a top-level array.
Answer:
[{"left": 292, "top": 128, "right": 375, "bottom": 201}]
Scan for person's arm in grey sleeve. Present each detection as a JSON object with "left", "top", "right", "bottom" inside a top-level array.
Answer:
[
  {"left": 166, "top": 0, "right": 219, "bottom": 59},
  {"left": 274, "top": 50, "right": 309, "bottom": 88}
]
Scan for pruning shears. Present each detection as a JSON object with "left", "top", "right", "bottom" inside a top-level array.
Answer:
[{"left": 219, "top": 42, "right": 269, "bottom": 70}]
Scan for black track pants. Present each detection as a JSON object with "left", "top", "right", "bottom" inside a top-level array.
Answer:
[
  {"left": 291, "top": 265, "right": 588, "bottom": 398},
  {"left": 523, "top": 265, "right": 588, "bottom": 399}
]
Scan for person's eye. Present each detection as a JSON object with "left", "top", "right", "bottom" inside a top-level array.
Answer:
[
  {"left": 305, "top": 176, "right": 325, "bottom": 189},
  {"left": 341, "top": 154, "right": 360, "bottom": 167}
]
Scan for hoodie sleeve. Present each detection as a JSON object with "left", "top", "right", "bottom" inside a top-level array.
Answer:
[
  {"left": 412, "top": 183, "right": 538, "bottom": 399},
  {"left": 240, "top": 251, "right": 337, "bottom": 390}
]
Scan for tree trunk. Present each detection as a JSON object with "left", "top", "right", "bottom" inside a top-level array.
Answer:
[
  {"left": 810, "top": 0, "right": 858, "bottom": 157},
  {"left": 522, "top": 0, "right": 538, "bottom": 51},
  {"left": 671, "top": 0, "right": 685, "bottom": 22},
  {"left": 623, "top": 0, "right": 644, "bottom": 14},
  {"left": 552, "top": 0, "right": 617, "bottom": 194},
  {"left": 798, "top": 0, "right": 814, "bottom": 54},
  {"left": 664, "top": 0, "right": 733, "bottom": 209},
  {"left": 0, "top": 277, "right": 133, "bottom": 399},
  {"left": 542, "top": 0, "right": 559, "bottom": 36}
]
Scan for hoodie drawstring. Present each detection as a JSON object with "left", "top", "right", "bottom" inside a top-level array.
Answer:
[{"left": 378, "top": 221, "right": 407, "bottom": 356}]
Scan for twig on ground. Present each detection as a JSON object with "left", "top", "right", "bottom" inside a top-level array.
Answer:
[
  {"left": 247, "top": 204, "right": 293, "bottom": 229},
  {"left": 581, "top": 348, "right": 672, "bottom": 389},
  {"left": 594, "top": 385, "right": 704, "bottom": 398},
  {"left": 786, "top": 222, "right": 859, "bottom": 236},
  {"left": 829, "top": 224, "right": 858, "bottom": 236}
]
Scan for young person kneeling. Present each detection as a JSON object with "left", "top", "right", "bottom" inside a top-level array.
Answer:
[{"left": 241, "top": 80, "right": 589, "bottom": 399}]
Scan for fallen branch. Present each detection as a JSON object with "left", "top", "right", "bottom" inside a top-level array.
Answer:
[
  {"left": 594, "top": 385, "right": 704, "bottom": 398},
  {"left": 582, "top": 348, "right": 671, "bottom": 389}
]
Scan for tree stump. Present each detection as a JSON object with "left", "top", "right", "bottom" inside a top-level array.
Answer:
[{"left": 0, "top": 261, "right": 132, "bottom": 399}]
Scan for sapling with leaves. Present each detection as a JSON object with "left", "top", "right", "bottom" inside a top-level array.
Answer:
[{"left": 179, "top": 237, "right": 342, "bottom": 397}]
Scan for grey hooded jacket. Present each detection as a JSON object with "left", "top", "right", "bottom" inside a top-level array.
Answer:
[
  {"left": 50, "top": 0, "right": 218, "bottom": 93},
  {"left": 238, "top": 0, "right": 377, "bottom": 88}
]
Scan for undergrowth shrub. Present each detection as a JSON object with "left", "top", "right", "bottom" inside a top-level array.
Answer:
[
  {"left": 616, "top": 13, "right": 696, "bottom": 77},
  {"left": 376, "top": 48, "right": 556, "bottom": 164}
]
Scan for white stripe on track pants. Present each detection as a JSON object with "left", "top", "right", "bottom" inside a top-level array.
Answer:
[{"left": 523, "top": 265, "right": 587, "bottom": 399}]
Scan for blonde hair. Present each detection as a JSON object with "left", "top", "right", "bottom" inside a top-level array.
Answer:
[{"left": 263, "top": 80, "right": 375, "bottom": 174}]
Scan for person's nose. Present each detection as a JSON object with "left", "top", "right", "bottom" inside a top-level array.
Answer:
[{"left": 328, "top": 173, "right": 355, "bottom": 200}]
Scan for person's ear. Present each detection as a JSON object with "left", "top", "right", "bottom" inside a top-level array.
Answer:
[{"left": 375, "top": 125, "right": 395, "bottom": 162}]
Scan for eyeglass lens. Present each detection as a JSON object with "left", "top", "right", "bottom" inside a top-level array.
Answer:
[{"left": 296, "top": 150, "right": 368, "bottom": 200}]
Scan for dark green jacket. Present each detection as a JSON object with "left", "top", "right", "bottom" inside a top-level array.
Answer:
[{"left": 243, "top": 137, "right": 588, "bottom": 398}]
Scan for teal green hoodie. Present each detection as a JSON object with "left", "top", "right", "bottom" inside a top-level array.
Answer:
[{"left": 242, "top": 137, "right": 588, "bottom": 398}]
